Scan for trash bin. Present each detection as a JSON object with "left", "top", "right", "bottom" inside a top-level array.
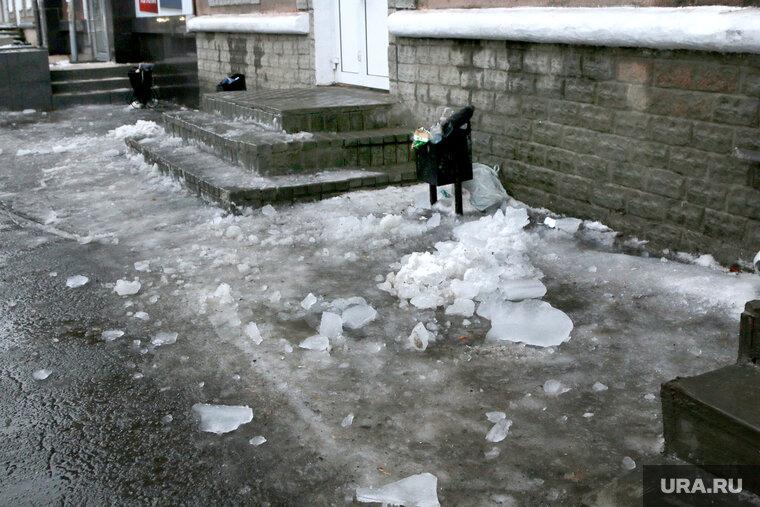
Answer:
[
  {"left": 128, "top": 63, "right": 154, "bottom": 106},
  {"left": 216, "top": 73, "right": 246, "bottom": 92},
  {"left": 414, "top": 105, "right": 475, "bottom": 215}
]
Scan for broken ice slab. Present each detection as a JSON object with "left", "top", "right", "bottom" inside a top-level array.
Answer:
[
  {"left": 341, "top": 413, "right": 355, "bottom": 427},
  {"left": 341, "top": 304, "right": 378, "bottom": 330},
  {"left": 478, "top": 299, "right": 573, "bottom": 347},
  {"left": 300, "top": 293, "right": 317, "bottom": 310},
  {"left": 544, "top": 216, "right": 582, "bottom": 234},
  {"left": 486, "top": 411, "right": 506, "bottom": 423},
  {"left": 114, "top": 279, "right": 142, "bottom": 296},
  {"left": 356, "top": 472, "right": 440, "bottom": 507},
  {"left": 299, "top": 335, "right": 330, "bottom": 352},
  {"left": 485, "top": 418, "right": 513, "bottom": 443},
  {"left": 33, "top": 369, "right": 52, "bottom": 380},
  {"left": 249, "top": 435, "right": 267, "bottom": 446},
  {"left": 101, "top": 329, "right": 125, "bottom": 342},
  {"left": 192, "top": 403, "right": 253, "bottom": 434},
  {"left": 65, "top": 275, "right": 89, "bottom": 288},
  {"left": 445, "top": 298, "right": 475, "bottom": 317},
  {"left": 245, "top": 322, "right": 263, "bottom": 344},
  {"left": 499, "top": 279, "right": 546, "bottom": 301},
  {"left": 318, "top": 311, "right": 343, "bottom": 338},
  {"left": 409, "top": 322, "right": 432, "bottom": 351},
  {"left": 543, "top": 379, "right": 571, "bottom": 397},
  {"left": 151, "top": 332, "right": 178, "bottom": 346}
]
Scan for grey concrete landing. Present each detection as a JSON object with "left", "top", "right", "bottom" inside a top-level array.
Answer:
[
  {"left": 163, "top": 110, "right": 412, "bottom": 176},
  {"left": 201, "top": 87, "right": 396, "bottom": 133},
  {"left": 125, "top": 136, "right": 416, "bottom": 212},
  {"left": 661, "top": 363, "right": 760, "bottom": 467}
]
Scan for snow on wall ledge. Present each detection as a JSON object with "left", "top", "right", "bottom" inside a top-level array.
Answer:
[
  {"left": 187, "top": 13, "right": 310, "bottom": 35},
  {"left": 387, "top": 7, "right": 760, "bottom": 54}
]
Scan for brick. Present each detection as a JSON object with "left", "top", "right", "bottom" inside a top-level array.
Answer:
[
  {"left": 397, "top": 63, "right": 416, "bottom": 83},
  {"left": 545, "top": 146, "right": 574, "bottom": 172},
  {"left": 564, "top": 78, "right": 596, "bottom": 103},
  {"left": 595, "top": 133, "right": 630, "bottom": 162},
  {"left": 610, "top": 163, "right": 647, "bottom": 190},
  {"left": 561, "top": 126, "right": 597, "bottom": 155},
  {"left": 703, "top": 209, "right": 747, "bottom": 241},
  {"left": 685, "top": 179, "right": 727, "bottom": 210},
  {"left": 591, "top": 183, "right": 626, "bottom": 211},
  {"left": 648, "top": 117, "right": 692, "bottom": 146},
  {"left": 614, "top": 111, "right": 651, "bottom": 140},
  {"left": 460, "top": 69, "right": 483, "bottom": 89},
  {"left": 707, "top": 156, "right": 750, "bottom": 185},
  {"left": 515, "top": 142, "right": 547, "bottom": 166},
  {"left": 655, "top": 62, "right": 694, "bottom": 89},
  {"left": 666, "top": 201, "right": 704, "bottom": 229},
  {"left": 508, "top": 73, "right": 535, "bottom": 94},
  {"left": 494, "top": 95, "right": 521, "bottom": 115},
  {"left": 582, "top": 52, "right": 615, "bottom": 80},
  {"left": 597, "top": 82, "right": 630, "bottom": 109},
  {"left": 575, "top": 154, "right": 610, "bottom": 181},
  {"left": 523, "top": 48, "right": 552, "bottom": 74},
  {"left": 428, "top": 46, "right": 450, "bottom": 65},
  {"left": 473, "top": 48, "right": 496, "bottom": 69},
  {"left": 535, "top": 75, "right": 564, "bottom": 98},
  {"left": 483, "top": 69, "right": 508, "bottom": 91},
  {"left": 626, "top": 190, "right": 670, "bottom": 221},
  {"left": 726, "top": 187, "right": 760, "bottom": 220},
  {"left": 647, "top": 89, "right": 713, "bottom": 121},
  {"left": 471, "top": 90, "right": 495, "bottom": 111},
  {"left": 439, "top": 66, "right": 461, "bottom": 86},
  {"left": 692, "top": 122, "right": 735, "bottom": 153},
  {"left": 449, "top": 87, "right": 470, "bottom": 107},
  {"left": 577, "top": 104, "right": 615, "bottom": 133},
  {"left": 617, "top": 59, "right": 652, "bottom": 85},
  {"left": 417, "top": 64, "right": 438, "bottom": 84},
  {"left": 522, "top": 166, "right": 559, "bottom": 194},
  {"left": 449, "top": 45, "right": 472, "bottom": 66},
  {"left": 742, "top": 68, "right": 760, "bottom": 98},
  {"left": 646, "top": 168, "right": 685, "bottom": 199},
  {"left": 713, "top": 96, "right": 759, "bottom": 127},
  {"left": 521, "top": 98, "right": 550, "bottom": 120},
  {"left": 532, "top": 121, "right": 564, "bottom": 147},
  {"left": 560, "top": 175, "right": 592, "bottom": 202},
  {"left": 549, "top": 100, "right": 581, "bottom": 126}
]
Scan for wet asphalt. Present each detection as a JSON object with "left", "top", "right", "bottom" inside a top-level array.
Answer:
[{"left": 0, "top": 211, "right": 344, "bottom": 506}]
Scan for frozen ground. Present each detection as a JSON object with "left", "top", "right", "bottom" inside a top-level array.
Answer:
[{"left": 1, "top": 105, "right": 759, "bottom": 505}]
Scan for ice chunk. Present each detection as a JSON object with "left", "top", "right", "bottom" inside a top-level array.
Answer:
[
  {"left": 66, "top": 275, "right": 89, "bottom": 288},
  {"left": 485, "top": 447, "right": 501, "bottom": 460},
  {"left": 341, "top": 304, "right": 378, "bottom": 330},
  {"left": 245, "top": 322, "right": 263, "bottom": 344},
  {"left": 445, "top": 298, "right": 475, "bottom": 317},
  {"left": 33, "top": 369, "right": 52, "bottom": 380},
  {"left": 162, "top": 414, "right": 173, "bottom": 424},
  {"left": 341, "top": 413, "right": 354, "bottom": 427},
  {"left": 486, "top": 411, "right": 506, "bottom": 423},
  {"left": 592, "top": 382, "right": 608, "bottom": 392},
  {"left": 134, "top": 260, "right": 150, "bottom": 272},
  {"left": 225, "top": 225, "right": 243, "bottom": 239},
  {"left": 583, "top": 412, "right": 594, "bottom": 418},
  {"left": 356, "top": 473, "right": 439, "bottom": 507},
  {"left": 622, "top": 456, "right": 636, "bottom": 470},
  {"left": 249, "top": 435, "right": 267, "bottom": 446},
  {"left": 478, "top": 299, "right": 573, "bottom": 347},
  {"left": 107, "top": 120, "right": 163, "bottom": 140},
  {"left": 555, "top": 218, "right": 582, "bottom": 234},
  {"left": 485, "top": 418, "right": 513, "bottom": 442},
  {"left": 192, "top": 403, "right": 253, "bottom": 434},
  {"left": 543, "top": 379, "right": 571, "bottom": 397},
  {"left": 151, "top": 332, "right": 178, "bottom": 346},
  {"left": 427, "top": 212, "right": 441, "bottom": 228},
  {"left": 114, "top": 279, "right": 142, "bottom": 296},
  {"left": 301, "top": 293, "right": 317, "bottom": 310},
  {"left": 101, "top": 329, "right": 125, "bottom": 342},
  {"left": 261, "top": 204, "right": 277, "bottom": 217},
  {"left": 409, "top": 322, "right": 431, "bottom": 351},
  {"left": 134, "top": 311, "right": 149, "bottom": 321},
  {"left": 499, "top": 279, "right": 546, "bottom": 300},
  {"left": 299, "top": 335, "right": 330, "bottom": 352},
  {"left": 318, "top": 312, "right": 343, "bottom": 338}
]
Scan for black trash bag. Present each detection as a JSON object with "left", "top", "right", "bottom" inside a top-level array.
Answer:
[{"left": 216, "top": 73, "right": 246, "bottom": 92}]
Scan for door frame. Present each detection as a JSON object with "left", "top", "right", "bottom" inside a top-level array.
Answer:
[{"left": 313, "top": 0, "right": 389, "bottom": 90}]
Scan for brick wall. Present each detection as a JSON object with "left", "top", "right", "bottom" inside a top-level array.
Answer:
[
  {"left": 389, "top": 37, "right": 760, "bottom": 264},
  {"left": 196, "top": 32, "right": 314, "bottom": 93}
]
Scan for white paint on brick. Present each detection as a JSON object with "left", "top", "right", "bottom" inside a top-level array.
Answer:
[
  {"left": 187, "top": 13, "right": 310, "bottom": 35},
  {"left": 387, "top": 7, "right": 760, "bottom": 54}
]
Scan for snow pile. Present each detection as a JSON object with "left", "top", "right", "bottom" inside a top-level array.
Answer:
[
  {"left": 107, "top": 120, "right": 163, "bottom": 141},
  {"left": 187, "top": 13, "right": 310, "bottom": 35},
  {"left": 356, "top": 473, "right": 440, "bottom": 507},
  {"left": 114, "top": 279, "right": 142, "bottom": 296},
  {"left": 201, "top": 283, "right": 242, "bottom": 328},
  {"left": 381, "top": 207, "right": 573, "bottom": 347},
  {"left": 192, "top": 403, "right": 253, "bottom": 434},
  {"left": 65, "top": 275, "right": 89, "bottom": 288}
]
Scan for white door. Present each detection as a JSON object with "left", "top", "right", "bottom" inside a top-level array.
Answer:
[{"left": 335, "top": 0, "right": 389, "bottom": 90}]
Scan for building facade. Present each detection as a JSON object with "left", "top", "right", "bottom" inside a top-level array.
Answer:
[{"left": 186, "top": 1, "right": 759, "bottom": 264}]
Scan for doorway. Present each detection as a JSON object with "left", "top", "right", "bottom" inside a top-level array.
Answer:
[{"left": 333, "top": 0, "right": 388, "bottom": 90}]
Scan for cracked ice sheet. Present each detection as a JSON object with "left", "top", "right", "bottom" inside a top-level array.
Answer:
[{"left": 2, "top": 105, "right": 760, "bottom": 504}]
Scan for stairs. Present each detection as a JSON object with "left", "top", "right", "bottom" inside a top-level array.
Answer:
[
  {"left": 0, "top": 24, "right": 25, "bottom": 46},
  {"left": 660, "top": 300, "right": 760, "bottom": 495},
  {"left": 50, "top": 59, "right": 199, "bottom": 109},
  {"left": 126, "top": 87, "right": 416, "bottom": 211}
]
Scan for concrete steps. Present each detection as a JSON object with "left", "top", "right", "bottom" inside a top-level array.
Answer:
[
  {"left": 50, "top": 60, "right": 199, "bottom": 108},
  {"left": 201, "top": 87, "right": 396, "bottom": 133},
  {"left": 126, "top": 135, "right": 416, "bottom": 212},
  {"left": 163, "top": 110, "right": 412, "bottom": 176}
]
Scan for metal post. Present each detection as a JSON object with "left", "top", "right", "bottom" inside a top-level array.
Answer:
[
  {"left": 455, "top": 180, "right": 463, "bottom": 215},
  {"left": 0, "top": 0, "right": 7, "bottom": 25},
  {"left": 35, "top": 0, "right": 47, "bottom": 47},
  {"left": 67, "top": 0, "right": 77, "bottom": 62},
  {"left": 429, "top": 184, "right": 437, "bottom": 206},
  {"left": 14, "top": 0, "right": 21, "bottom": 25}
]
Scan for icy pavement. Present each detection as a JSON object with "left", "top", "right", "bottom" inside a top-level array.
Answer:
[{"left": 1, "top": 105, "right": 759, "bottom": 504}]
